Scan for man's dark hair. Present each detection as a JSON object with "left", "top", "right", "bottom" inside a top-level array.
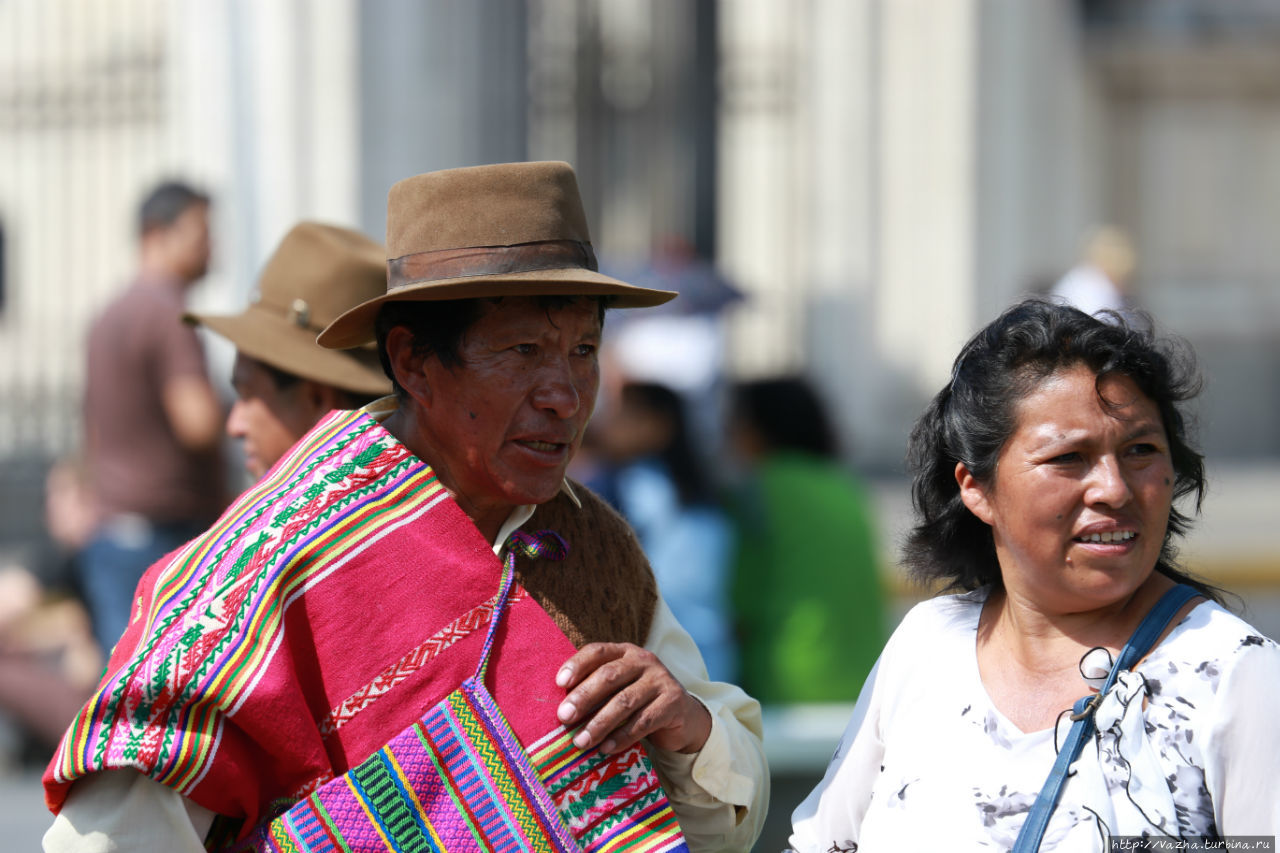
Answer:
[
  {"left": 258, "top": 359, "right": 382, "bottom": 411},
  {"left": 139, "top": 181, "right": 210, "bottom": 236},
  {"left": 730, "top": 376, "right": 839, "bottom": 459},
  {"left": 901, "top": 298, "right": 1218, "bottom": 600},
  {"left": 374, "top": 295, "right": 609, "bottom": 400}
]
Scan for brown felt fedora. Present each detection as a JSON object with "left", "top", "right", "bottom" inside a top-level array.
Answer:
[
  {"left": 317, "top": 161, "right": 677, "bottom": 348},
  {"left": 186, "top": 222, "right": 393, "bottom": 395}
]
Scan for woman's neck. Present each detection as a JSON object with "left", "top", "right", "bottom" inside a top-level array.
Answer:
[
  {"left": 973, "top": 573, "right": 1177, "bottom": 733},
  {"left": 982, "top": 572, "right": 1175, "bottom": 666}
]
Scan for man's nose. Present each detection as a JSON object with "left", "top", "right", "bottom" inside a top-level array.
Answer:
[
  {"left": 530, "top": 358, "right": 582, "bottom": 418},
  {"left": 226, "top": 400, "right": 248, "bottom": 438}
]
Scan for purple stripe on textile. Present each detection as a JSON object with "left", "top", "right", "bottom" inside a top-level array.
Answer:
[{"left": 465, "top": 681, "right": 579, "bottom": 851}]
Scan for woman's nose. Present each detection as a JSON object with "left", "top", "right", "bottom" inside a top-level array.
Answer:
[{"left": 1085, "top": 455, "right": 1133, "bottom": 508}]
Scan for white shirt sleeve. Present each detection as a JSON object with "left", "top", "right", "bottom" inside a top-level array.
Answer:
[
  {"left": 787, "top": 656, "right": 885, "bottom": 853},
  {"left": 642, "top": 595, "right": 769, "bottom": 853},
  {"left": 1202, "top": 638, "right": 1280, "bottom": 834},
  {"left": 43, "top": 769, "right": 215, "bottom": 853}
]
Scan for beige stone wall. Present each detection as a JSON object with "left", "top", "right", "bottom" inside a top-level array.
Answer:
[{"left": 0, "top": 0, "right": 363, "bottom": 457}]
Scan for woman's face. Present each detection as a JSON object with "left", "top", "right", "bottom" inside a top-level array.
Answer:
[{"left": 957, "top": 364, "right": 1176, "bottom": 614}]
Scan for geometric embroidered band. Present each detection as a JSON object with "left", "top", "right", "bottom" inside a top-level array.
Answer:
[
  {"left": 319, "top": 588, "right": 530, "bottom": 739},
  {"left": 388, "top": 240, "right": 599, "bottom": 290}
]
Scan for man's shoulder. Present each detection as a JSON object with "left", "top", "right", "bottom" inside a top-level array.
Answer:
[
  {"left": 541, "top": 480, "right": 642, "bottom": 546},
  {"left": 520, "top": 480, "right": 656, "bottom": 647},
  {"left": 90, "top": 279, "right": 186, "bottom": 342}
]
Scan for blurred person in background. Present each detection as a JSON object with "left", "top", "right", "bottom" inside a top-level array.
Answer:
[
  {"left": 0, "top": 459, "right": 103, "bottom": 757},
  {"left": 590, "top": 380, "right": 737, "bottom": 681},
  {"left": 726, "top": 376, "right": 885, "bottom": 705},
  {"left": 79, "top": 180, "right": 227, "bottom": 654},
  {"left": 790, "top": 301, "right": 1280, "bottom": 850},
  {"left": 1050, "top": 225, "right": 1138, "bottom": 322},
  {"left": 185, "top": 221, "right": 392, "bottom": 482}
]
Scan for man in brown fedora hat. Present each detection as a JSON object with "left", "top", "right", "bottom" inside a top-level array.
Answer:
[
  {"left": 44, "top": 162, "right": 767, "bottom": 853},
  {"left": 186, "top": 222, "right": 392, "bottom": 481}
]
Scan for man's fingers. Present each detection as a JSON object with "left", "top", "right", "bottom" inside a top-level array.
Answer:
[
  {"left": 554, "top": 642, "right": 708, "bottom": 755},
  {"left": 556, "top": 641, "right": 626, "bottom": 690},
  {"left": 557, "top": 651, "right": 644, "bottom": 727},
  {"left": 571, "top": 680, "right": 662, "bottom": 752}
]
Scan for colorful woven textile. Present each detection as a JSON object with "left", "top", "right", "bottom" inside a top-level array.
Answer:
[
  {"left": 241, "top": 533, "right": 688, "bottom": 853},
  {"left": 44, "top": 410, "right": 614, "bottom": 836},
  {"left": 528, "top": 731, "right": 686, "bottom": 853}
]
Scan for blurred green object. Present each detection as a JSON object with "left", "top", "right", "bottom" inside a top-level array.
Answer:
[{"left": 729, "top": 451, "right": 886, "bottom": 704}]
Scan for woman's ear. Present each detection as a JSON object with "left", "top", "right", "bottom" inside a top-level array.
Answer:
[
  {"left": 956, "top": 462, "right": 995, "bottom": 526},
  {"left": 384, "top": 326, "right": 431, "bottom": 408}
]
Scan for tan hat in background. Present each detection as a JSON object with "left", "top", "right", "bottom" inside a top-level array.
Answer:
[
  {"left": 186, "top": 222, "right": 392, "bottom": 395},
  {"left": 317, "top": 161, "right": 677, "bottom": 349}
]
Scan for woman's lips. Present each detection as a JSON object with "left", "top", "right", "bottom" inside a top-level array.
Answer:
[{"left": 1072, "top": 530, "right": 1137, "bottom": 544}]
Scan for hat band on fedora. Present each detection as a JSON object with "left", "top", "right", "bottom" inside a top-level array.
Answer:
[{"left": 388, "top": 240, "right": 599, "bottom": 291}]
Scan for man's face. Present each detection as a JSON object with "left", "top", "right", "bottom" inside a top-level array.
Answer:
[
  {"left": 415, "top": 297, "right": 601, "bottom": 530},
  {"left": 167, "top": 202, "right": 212, "bottom": 283},
  {"left": 227, "top": 354, "right": 317, "bottom": 480}
]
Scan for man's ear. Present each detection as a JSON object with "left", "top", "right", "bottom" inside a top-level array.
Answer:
[
  {"left": 956, "top": 462, "right": 995, "bottom": 526},
  {"left": 384, "top": 326, "right": 432, "bottom": 408}
]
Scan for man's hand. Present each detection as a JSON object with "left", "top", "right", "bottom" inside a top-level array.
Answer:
[{"left": 555, "top": 642, "right": 712, "bottom": 756}]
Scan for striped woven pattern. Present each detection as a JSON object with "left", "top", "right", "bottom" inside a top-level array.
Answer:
[
  {"left": 528, "top": 729, "right": 688, "bottom": 853},
  {"left": 49, "top": 409, "right": 445, "bottom": 795},
  {"left": 269, "top": 684, "right": 568, "bottom": 851},
  {"left": 247, "top": 681, "right": 690, "bottom": 853},
  {"left": 246, "top": 677, "right": 580, "bottom": 852}
]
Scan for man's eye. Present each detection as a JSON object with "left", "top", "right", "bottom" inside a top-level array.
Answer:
[
  {"left": 574, "top": 344, "right": 597, "bottom": 357},
  {"left": 512, "top": 343, "right": 535, "bottom": 354},
  {"left": 1049, "top": 452, "right": 1081, "bottom": 464},
  {"left": 1127, "top": 443, "right": 1159, "bottom": 457}
]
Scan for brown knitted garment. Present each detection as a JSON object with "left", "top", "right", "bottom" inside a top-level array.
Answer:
[{"left": 509, "top": 481, "right": 657, "bottom": 649}]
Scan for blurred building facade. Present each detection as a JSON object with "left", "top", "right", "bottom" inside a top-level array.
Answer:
[
  {"left": 5, "top": 3, "right": 1280, "bottom": 848},
  {"left": 3, "top": 0, "right": 1280, "bottom": 554}
]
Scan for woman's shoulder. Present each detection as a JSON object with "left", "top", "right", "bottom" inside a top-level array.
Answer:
[
  {"left": 892, "top": 588, "right": 987, "bottom": 643},
  {"left": 1161, "top": 598, "right": 1278, "bottom": 661},
  {"left": 1145, "top": 598, "right": 1280, "bottom": 698}
]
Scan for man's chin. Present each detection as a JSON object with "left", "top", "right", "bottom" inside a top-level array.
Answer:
[{"left": 503, "top": 477, "right": 566, "bottom": 508}]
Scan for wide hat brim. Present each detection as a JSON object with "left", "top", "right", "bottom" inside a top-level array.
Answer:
[
  {"left": 317, "top": 268, "right": 675, "bottom": 349},
  {"left": 187, "top": 302, "right": 392, "bottom": 395}
]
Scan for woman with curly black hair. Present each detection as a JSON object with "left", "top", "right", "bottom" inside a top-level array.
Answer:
[{"left": 790, "top": 300, "right": 1279, "bottom": 851}]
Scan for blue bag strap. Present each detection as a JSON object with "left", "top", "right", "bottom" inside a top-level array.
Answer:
[
  {"left": 473, "top": 529, "right": 568, "bottom": 684},
  {"left": 1009, "top": 583, "right": 1201, "bottom": 853}
]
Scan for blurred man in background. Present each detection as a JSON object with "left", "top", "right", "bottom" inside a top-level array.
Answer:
[
  {"left": 1050, "top": 225, "right": 1139, "bottom": 322},
  {"left": 79, "top": 181, "right": 226, "bottom": 654},
  {"left": 185, "top": 221, "right": 392, "bottom": 482}
]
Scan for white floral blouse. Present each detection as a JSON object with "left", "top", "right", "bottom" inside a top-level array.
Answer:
[{"left": 789, "top": 590, "right": 1280, "bottom": 852}]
